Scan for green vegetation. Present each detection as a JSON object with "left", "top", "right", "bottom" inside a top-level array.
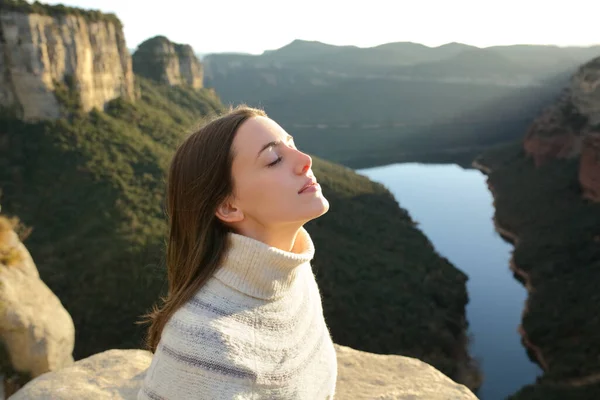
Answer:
[
  {"left": 561, "top": 101, "right": 589, "bottom": 132},
  {"left": 53, "top": 75, "right": 82, "bottom": 116},
  {"left": 0, "top": 0, "right": 122, "bottom": 28},
  {"left": 0, "top": 76, "right": 477, "bottom": 387},
  {"left": 476, "top": 142, "right": 600, "bottom": 399},
  {"left": 509, "top": 382, "right": 600, "bottom": 400},
  {"left": 0, "top": 77, "right": 223, "bottom": 361}
]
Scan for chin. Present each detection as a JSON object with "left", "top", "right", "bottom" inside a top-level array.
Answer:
[{"left": 308, "top": 197, "right": 330, "bottom": 219}]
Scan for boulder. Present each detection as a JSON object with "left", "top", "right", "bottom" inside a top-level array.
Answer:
[
  {"left": 0, "top": 217, "right": 75, "bottom": 380},
  {"left": 11, "top": 344, "right": 478, "bottom": 399},
  {"left": 9, "top": 350, "right": 151, "bottom": 400}
]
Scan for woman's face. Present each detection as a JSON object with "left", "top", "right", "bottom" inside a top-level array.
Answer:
[{"left": 224, "top": 116, "right": 329, "bottom": 229}]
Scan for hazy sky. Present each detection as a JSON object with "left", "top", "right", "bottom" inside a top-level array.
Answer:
[{"left": 48, "top": 0, "right": 600, "bottom": 54}]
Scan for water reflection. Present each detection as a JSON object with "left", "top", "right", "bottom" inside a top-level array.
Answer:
[{"left": 357, "top": 163, "right": 542, "bottom": 400}]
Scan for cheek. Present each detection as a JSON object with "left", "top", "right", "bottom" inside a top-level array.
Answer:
[{"left": 238, "top": 173, "right": 295, "bottom": 214}]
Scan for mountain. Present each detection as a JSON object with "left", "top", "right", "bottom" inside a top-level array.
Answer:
[
  {"left": 490, "top": 44, "right": 600, "bottom": 75},
  {"left": 474, "top": 55, "right": 600, "bottom": 399},
  {"left": 204, "top": 40, "right": 599, "bottom": 167},
  {"left": 0, "top": 0, "right": 135, "bottom": 120},
  {"left": 0, "top": 0, "right": 481, "bottom": 390},
  {"left": 133, "top": 36, "right": 204, "bottom": 89},
  {"left": 390, "top": 48, "right": 535, "bottom": 79},
  {"left": 261, "top": 39, "right": 351, "bottom": 63}
]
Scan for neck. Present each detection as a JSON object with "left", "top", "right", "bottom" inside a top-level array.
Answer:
[
  {"left": 213, "top": 226, "right": 315, "bottom": 300},
  {"left": 234, "top": 224, "right": 304, "bottom": 253}
]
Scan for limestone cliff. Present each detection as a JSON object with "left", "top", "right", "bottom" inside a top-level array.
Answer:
[
  {"left": 0, "top": 216, "right": 75, "bottom": 398},
  {"left": 132, "top": 36, "right": 203, "bottom": 89},
  {"left": 0, "top": 5, "right": 135, "bottom": 121},
  {"left": 523, "top": 55, "right": 600, "bottom": 201},
  {"left": 10, "top": 344, "right": 477, "bottom": 400}
]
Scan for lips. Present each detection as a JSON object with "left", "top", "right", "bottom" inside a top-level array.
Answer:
[{"left": 298, "top": 178, "right": 318, "bottom": 194}]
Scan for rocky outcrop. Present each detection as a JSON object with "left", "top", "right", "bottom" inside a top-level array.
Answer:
[
  {"left": 580, "top": 133, "right": 600, "bottom": 202},
  {"left": 523, "top": 55, "right": 600, "bottom": 201},
  {"left": 0, "top": 217, "right": 75, "bottom": 393},
  {"left": 523, "top": 57, "right": 600, "bottom": 166},
  {"left": 522, "top": 93, "right": 585, "bottom": 167},
  {"left": 333, "top": 344, "right": 478, "bottom": 399},
  {"left": 132, "top": 36, "right": 203, "bottom": 89},
  {"left": 572, "top": 56, "right": 600, "bottom": 126},
  {"left": 0, "top": 8, "right": 135, "bottom": 121},
  {"left": 10, "top": 344, "right": 477, "bottom": 400},
  {"left": 9, "top": 349, "right": 150, "bottom": 400}
]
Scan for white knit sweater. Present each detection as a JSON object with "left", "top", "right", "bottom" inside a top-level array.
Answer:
[{"left": 138, "top": 227, "right": 337, "bottom": 400}]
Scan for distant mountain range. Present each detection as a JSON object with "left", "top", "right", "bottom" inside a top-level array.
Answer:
[
  {"left": 205, "top": 39, "right": 600, "bottom": 82},
  {"left": 203, "top": 40, "right": 600, "bottom": 167}
]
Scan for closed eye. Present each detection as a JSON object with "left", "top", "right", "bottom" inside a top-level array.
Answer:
[{"left": 267, "top": 157, "right": 282, "bottom": 167}]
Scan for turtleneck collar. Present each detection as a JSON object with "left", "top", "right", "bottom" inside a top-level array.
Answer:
[{"left": 212, "top": 226, "right": 315, "bottom": 300}]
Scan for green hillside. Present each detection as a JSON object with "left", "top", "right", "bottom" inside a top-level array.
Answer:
[
  {"left": 0, "top": 76, "right": 224, "bottom": 359},
  {"left": 476, "top": 143, "right": 600, "bottom": 400},
  {"left": 0, "top": 78, "right": 478, "bottom": 387}
]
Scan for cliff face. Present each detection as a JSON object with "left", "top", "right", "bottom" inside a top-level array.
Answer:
[
  {"left": 574, "top": 58, "right": 600, "bottom": 202},
  {"left": 523, "top": 55, "right": 600, "bottom": 201},
  {"left": 0, "top": 216, "right": 75, "bottom": 398},
  {"left": 580, "top": 133, "right": 600, "bottom": 202},
  {"left": 571, "top": 57, "right": 600, "bottom": 126},
  {"left": 10, "top": 345, "right": 478, "bottom": 400},
  {"left": 0, "top": 11, "right": 135, "bottom": 121},
  {"left": 132, "top": 36, "right": 203, "bottom": 89},
  {"left": 522, "top": 94, "right": 584, "bottom": 167}
]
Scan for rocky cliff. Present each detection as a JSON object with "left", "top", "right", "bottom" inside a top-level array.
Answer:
[
  {"left": 0, "top": 3, "right": 135, "bottom": 121},
  {"left": 523, "top": 55, "right": 600, "bottom": 201},
  {"left": 10, "top": 344, "right": 478, "bottom": 400},
  {"left": 0, "top": 216, "right": 75, "bottom": 398},
  {"left": 580, "top": 133, "right": 600, "bottom": 202},
  {"left": 132, "top": 36, "right": 203, "bottom": 89},
  {"left": 571, "top": 56, "right": 600, "bottom": 126}
]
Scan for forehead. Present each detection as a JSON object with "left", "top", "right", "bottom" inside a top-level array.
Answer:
[{"left": 232, "top": 116, "right": 288, "bottom": 158}]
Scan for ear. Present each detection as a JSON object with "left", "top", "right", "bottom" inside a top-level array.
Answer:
[{"left": 215, "top": 198, "right": 244, "bottom": 224}]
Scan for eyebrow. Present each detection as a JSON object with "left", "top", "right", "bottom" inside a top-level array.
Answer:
[{"left": 256, "top": 134, "right": 294, "bottom": 159}]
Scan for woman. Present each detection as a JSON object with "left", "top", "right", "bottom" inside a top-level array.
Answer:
[{"left": 138, "top": 105, "right": 338, "bottom": 399}]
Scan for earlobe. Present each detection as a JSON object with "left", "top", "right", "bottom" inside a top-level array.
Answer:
[{"left": 215, "top": 201, "right": 244, "bottom": 223}]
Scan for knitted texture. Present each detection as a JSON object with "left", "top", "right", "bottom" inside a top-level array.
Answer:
[{"left": 138, "top": 227, "right": 337, "bottom": 399}]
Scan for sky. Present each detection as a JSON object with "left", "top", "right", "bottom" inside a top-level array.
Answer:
[{"left": 47, "top": 0, "right": 600, "bottom": 55}]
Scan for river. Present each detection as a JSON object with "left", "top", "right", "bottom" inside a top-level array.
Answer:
[{"left": 356, "top": 163, "right": 542, "bottom": 400}]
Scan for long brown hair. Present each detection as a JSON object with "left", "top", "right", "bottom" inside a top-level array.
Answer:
[{"left": 139, "top": 105, "right": 267, "bottom": 352}]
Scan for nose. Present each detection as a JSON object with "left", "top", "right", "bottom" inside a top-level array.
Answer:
[{"left": 295, "top": 149, "right": 312, "bottom": 175}]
